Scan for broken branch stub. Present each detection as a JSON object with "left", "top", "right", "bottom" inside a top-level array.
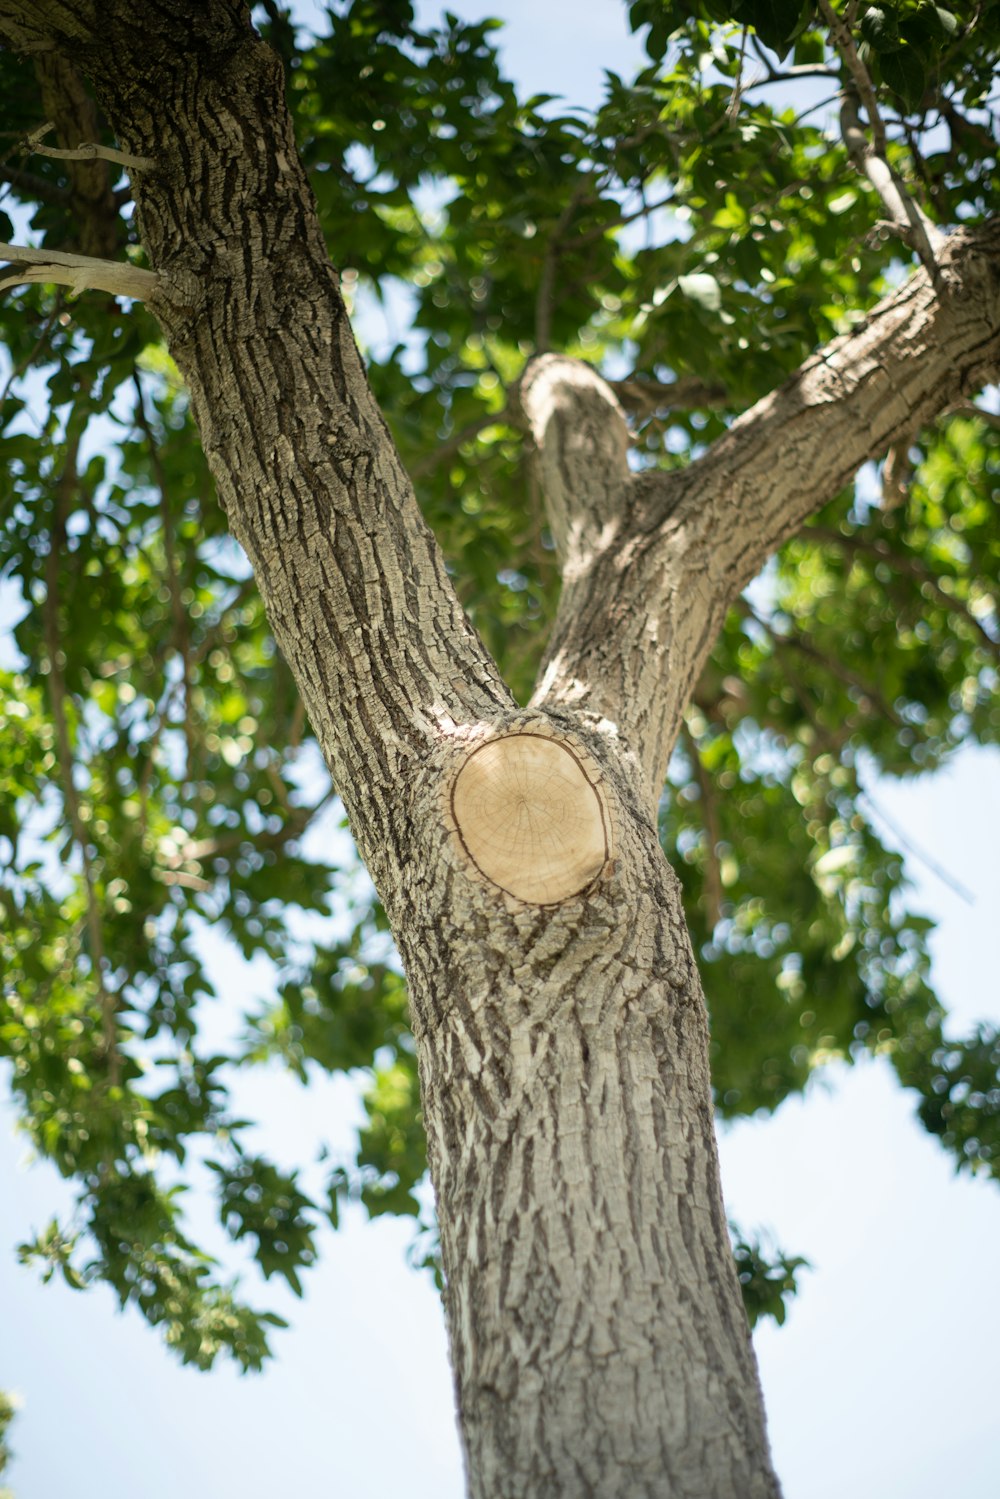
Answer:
[{"left": 448, "top": 730, "right": 613, "bottom": 905}]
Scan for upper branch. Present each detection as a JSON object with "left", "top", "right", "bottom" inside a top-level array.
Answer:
[
  {"left": 676, "top": 222, "right": 1000, "bottom": 594},
  {"left": 525, "top": 223, "right": 1000, "bottom": 804},
  {"left": 817, "top": 0, "right": 943, "bottom": 275},
  {"left": 519, "top": 355, "right": 631, "bottom": 572}
]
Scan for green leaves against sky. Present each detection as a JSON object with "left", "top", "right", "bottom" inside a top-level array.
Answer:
[{"left": 1, "top": 0, "right": 998, "bottom": 1365}]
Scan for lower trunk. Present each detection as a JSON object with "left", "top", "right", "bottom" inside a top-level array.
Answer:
[{"left": 395, "top": 717, "right": 781, "bottom": 1498}]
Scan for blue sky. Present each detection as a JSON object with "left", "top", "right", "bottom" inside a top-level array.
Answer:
[{"left": 2, "top": 4, "right": 999, "bottom": 1497}]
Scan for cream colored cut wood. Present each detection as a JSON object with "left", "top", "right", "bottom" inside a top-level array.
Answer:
[{"left": 450, "top": 732, "right": 611, "bottom": 904}]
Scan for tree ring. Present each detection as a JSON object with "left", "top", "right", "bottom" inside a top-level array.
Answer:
[{"left": 449, "top": 732, "right": 611, "bottom": 905}]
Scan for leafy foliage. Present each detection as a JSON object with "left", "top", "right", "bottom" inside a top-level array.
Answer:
[
  {"left": 731, "top": 1226, "right": 810, "bottom": 1328},
  {"left": 0, "top": 1389, "right": 17, "bottom": 1499},
  {"left": 1, "top": 0, "right": 998, "bottom": 1365}
]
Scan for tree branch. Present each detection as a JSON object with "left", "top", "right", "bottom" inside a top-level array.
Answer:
[
  {"left": 28, "top": 137, "right": 154, "bottom": 170},
  {"left": 524, "top": 222, "right": 1000, "bottom": 800},
  {"left": 0, "top": 162, "right": 71, "bottom": 205},
  {"left": 157, "top": 785, "right": 337, "bottom": 885},
  {"left": 946, "top": 401, "right": 1000, "bottom": 431},
  {"left": 0, "top": 295, "right": 62, "bottom": 409},
  {"left": 858, "top": 788, "right": 976, "bottom": 905},
  {"left": 840, "top": 89, "right": 943, "bottom": 274},
  {"left": 611, "top": 375, "right": 730, "bottom": 416},
  {"left": 573, "top": 192, "right": 675, "bottom": 248},
  {"left": 0, "top": 240, "right": 157, "bottom": 298},
  {"left": 535, "top": 183, "right": 590, "bottom": 353},
  {"left": 409, "top": 402, "right": 515, "bottom": 480},
  {"left": 32, "top": 58, "right": 124, "bottom": 261},
  {"left": 739, "top": 597, "right": 904, "bottom": 726},
  {"left": 190, "top": 575, "right": 259, "bottom": 668},
  {"left": 518, "top": 353, "right": 631, "bottom": 571},
  {"left": 0, "top": 1, "right": 96, "bottom": 53},
  {"left": 879, "top": 438, "right": 914, "bottom": 509},
  {"left": 818, "top": 0, "right": 943, "bottom": 277}
]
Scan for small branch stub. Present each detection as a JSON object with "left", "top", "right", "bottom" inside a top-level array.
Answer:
[{"left": 447, "top": 729, "right": 613, "bottom": 905}]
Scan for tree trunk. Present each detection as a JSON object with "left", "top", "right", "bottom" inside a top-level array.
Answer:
[
  {"left": 3, "top": 3, "right": 1000, "bottom": 1495},
  {"left": 401, "top": 713, "right": 779, "bottom": 1496}
]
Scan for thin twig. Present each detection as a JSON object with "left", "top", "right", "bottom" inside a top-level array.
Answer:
[
  {"left": 134, "top": 683, "right": 181, "bottom": 842},
  {"left": 159, "top": 785, "right": 338, "bottom": 877},
  {"left": 30, "top": 140, "right": 155, "bottom": 171},
  {"left": 33, "top": 55, "right": 123, "bottom": 261},
  {"left": 743, "top": 66, "right": 839, "bottom": 86},
  {"left": 741, "top": 597, "right": 904, "bottom": 726},
  {"left": 28, "top": 123, "right": 55, "bottom": 145},
  {"left": 726, "top": 27, "right": 749, "bottom": 122},
  {"left": 841, "top": 92, "right": 943, "bottom": 272},
  {"left": 611, "top": 375, "right": 730, "bottom": 415},
  {"left": 191, "top": 574, "right": 260, "bottom": 667},
  {"left": 573, "top": 193, "right": 676, "bottom": 248},
  {"left": 903, "top": 120, "right": 951, "bottom": 221},
  {"left": 819, "top": 0, "right": 891, "bottom": 155},
  {"left": 0, "top": 240, "right": 157, "bottom": 299},
  {"left": 879, "top": 439, "right": 913, "bottom": 509},
  {"left": 746, "top": 31, "right": 838, "bottom": 84},
  {"left": 535, "top": 182, "right": 591, "bottom": 353},
  {"left": 945, "top": 402, "right": 1000, "bottom": 432},
  {"left": 0, "top": 163, "right": 71, "bottom": 205}
]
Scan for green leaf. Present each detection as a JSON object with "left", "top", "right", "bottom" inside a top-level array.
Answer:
[
  {"left": 744, "top": 0, "right": 812, "bottom": 54},
  {"left": 879, "top": 44, "right": 929, "bottom": 108},
  {"left": 861, "top": 4, "right": 901, "bottom": 52}
]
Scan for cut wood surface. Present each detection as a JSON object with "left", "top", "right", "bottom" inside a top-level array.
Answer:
[{"left": 448, "top": 731, "right": 612, "bottom": 904}]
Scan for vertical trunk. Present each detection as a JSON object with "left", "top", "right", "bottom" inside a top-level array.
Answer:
[{"left": 397, "top": 716, "right": 781, "bottom": 1497}]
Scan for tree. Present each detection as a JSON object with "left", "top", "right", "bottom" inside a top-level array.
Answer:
[{"left": 0, "top": 0, "right": 998, "bottom": 1493}]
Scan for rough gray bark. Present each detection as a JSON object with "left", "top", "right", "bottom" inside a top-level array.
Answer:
[{"left": 2, "top": 3, "right": 999, "bottom": 1495}]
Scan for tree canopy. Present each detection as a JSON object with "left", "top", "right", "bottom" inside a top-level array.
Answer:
[{"left": 1, "top": 0, "right": 998, "bottom": 1374}]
